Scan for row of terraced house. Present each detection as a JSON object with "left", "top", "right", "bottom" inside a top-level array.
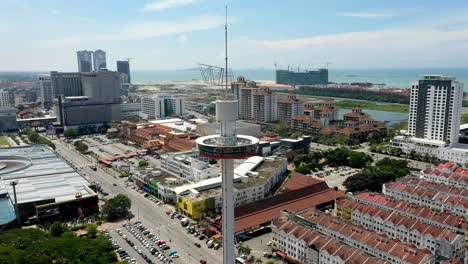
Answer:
[{"left": 270, "top": 162, "right": 467, "bottom": 264}]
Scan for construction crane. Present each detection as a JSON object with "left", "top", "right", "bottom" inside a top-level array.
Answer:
[{"left": 198, "top": 63, "right": 234, "bottom": 86}]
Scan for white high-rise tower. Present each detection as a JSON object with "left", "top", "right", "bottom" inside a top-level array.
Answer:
[
  {"left": 196, "top": 6, "right": 259, "bottom": 263},
  {"left": 408, "top": 75, "right": 463, "bottom": 146}
]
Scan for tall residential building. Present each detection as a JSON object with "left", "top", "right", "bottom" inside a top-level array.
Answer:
[
  {"left": 93, "top": 49, "right": 107, "bottom": 71},
  {"left": 38, "top": 75, "right": 54, "bottom": 109},
  {"left": 231, "top": 76, "right": 257, "bottom": 115},
  {"left": 81, "top": 70, "right": 121, "bottom": 104},
  {"left": 276, "top": 68, "right": 328, "bottom": 86},
  {"left": 278, "top": 95, "right": 304, "bottom": 126},
  {"left": 117, "top": 60, "right": 131, "bottom": 83},
  {"left": 76, "top": 50, "right": 93, "bottom": 72},
  {"left": 0, "top": 89, "right": 10, "bottom": 108},
  {"left": 408, "top": 75, "right": 463, "bottom": 145},
  {"left": 252, "top": 88, "right": 278, "bottom": 122},
  {"left": 50, "top": 71, "right": 83, "bottom": 97},
  {"left": 140, "top": 95, "right": 185, "bottom": 120}
]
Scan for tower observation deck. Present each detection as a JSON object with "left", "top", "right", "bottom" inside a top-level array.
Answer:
[{"left": 196, "top": 99, "right": 258, "bottom": 263}]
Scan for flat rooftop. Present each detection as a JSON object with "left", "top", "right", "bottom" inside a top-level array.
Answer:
[
  {"left": 234, "top": 158, "right": 285, "bottom": 190},
  {"left": 0, "top": 145, "right": 95, "bottom": 205}
]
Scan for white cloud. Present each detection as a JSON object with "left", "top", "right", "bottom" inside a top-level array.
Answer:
[
  {"left": 100, "top": 15, "right": 226, "bottom": 40},
  {"left": 51, "top": 9, "right": 62, "bottom": 15},
  {"left": 143, "top": 0, "right": 199, "bottom": 12},
  {"left": 336, "top": 11, "right": 399, "bottom": 18},
  {"left": 227, "top": 26, "right": 468, "bottom": 69},
  {"left": 178, "top": 34, "right": 188, "bottom": 43}
]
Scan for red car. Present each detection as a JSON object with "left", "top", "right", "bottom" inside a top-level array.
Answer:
[{"left": 198, "top": 234, "right": 206, "bottom": 240}]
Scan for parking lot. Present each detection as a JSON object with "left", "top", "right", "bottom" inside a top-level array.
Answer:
[
  {"left": 311, "top": 166, "right": 360, "bottom": 190},
  {"left": 81, "top": 135, "right": 139, "bottom": 160}
]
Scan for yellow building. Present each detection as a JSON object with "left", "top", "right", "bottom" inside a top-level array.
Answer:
[
  {"left": 335, "top": 198, "right": 352, "bottom": 221},
  {"left": 176, "top": 189, "right": 219, "bottom": 220}
]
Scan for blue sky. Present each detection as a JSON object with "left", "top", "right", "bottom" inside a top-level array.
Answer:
[{"left": 2, "top": 0, "right": 468, "bottom": 71}]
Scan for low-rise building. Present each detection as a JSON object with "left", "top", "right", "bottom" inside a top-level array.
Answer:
[
  {"left": 291, "top": 209, "right": 435, "bottom": 264},
  {"left": 348, "top": 192, "right": 468, "bottom": 238},
  {"left": 174, "top": 156, "right": 287, "bottom": 219},
  {"left": 336, "top": 199, "right": 465, "bottom": 261},
  {"left": 420, "top": 162, "right": 468, "bottom": 189},
  {"left": 160, "top": 150, "right": 217, "bottom": 183},
  {"left": 120, "top": 102, "right": 141, "bottom": 121},
  {"left": 272, "top": 218, "right": 388, "bottom": 264},
  {"left": 383, "top": 178, "right": 468, "bottom": 217},
  {"left": 0, "top": 145, "right": 98, "bottom": 225}
]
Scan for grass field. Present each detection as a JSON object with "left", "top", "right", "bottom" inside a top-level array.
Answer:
[
  {"left": 0, "top": 136, "right": 11, "bottom": 147},
  {"left": 335, "top": 100, "right": 409, "bottom": 113}
]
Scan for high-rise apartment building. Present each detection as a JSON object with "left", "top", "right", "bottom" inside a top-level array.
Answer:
[
  {"left": 278, "top": 95, "right": 304, "bottom": 126},
  {"left": 140, "top": 95, "right": 185, "bottom": 120},
  {"left": 50, "top": 71, "right": 83, "bottom": 97},
  {"left": 408, "top": 75, "right": 463, "bottom": 146},
  {"left": 93, "top": 49, "right": 107, "bottom": 71},
  {"left": 76, "top": 50, "right": 93, "bottom": 72},
  {"left": 0, "top": 89, "right": 11, "bottom": 109},
  {"left": 117, "top": 60, "right": 131, "bottom": 83},
  {"left": 252, "top": 88, "right": 278, "bottom": 122},
  {"left": 38, "top": 75, "right": 54, "bottom": 109},
  {"left": 231, "top": 76, "right": 257, "bottom": 115}
]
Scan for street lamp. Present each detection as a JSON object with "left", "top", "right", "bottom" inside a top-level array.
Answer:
[{"left": 9, "top": 180, "right": 20, "bottom": 226}]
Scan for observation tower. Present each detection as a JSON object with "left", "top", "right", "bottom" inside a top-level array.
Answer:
[{"left": 196, "top": 6, "right": 259, "bottom": 263}]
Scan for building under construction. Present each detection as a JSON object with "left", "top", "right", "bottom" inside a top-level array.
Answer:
[{"left": 276, "top": 68, "right": 329, "bottom": 86}]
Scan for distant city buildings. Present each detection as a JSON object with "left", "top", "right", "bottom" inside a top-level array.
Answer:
[
  {"left": 140, "top": 95, "right": 185, "bottom": 120},
  {"left": 38, "top": 75, "right": 53, "bottom": 109},
  {"left": 117, "top": 60, "right": 131, "bottom": 84},
  {"left": 276, "top": 68, "right": 328, "bottom": 86},
  {"left": 92, "top": 49, "right": 107, "bottom": 71},
  {"left": 76, "top": 49, "right": 107, "bottom": 72},
  {"left": 0, "top": 89, "right": 11, "bottom": 108},
  {"left": 53, "top": 70, "right": 122, "bottom": 130},
  {"left": 50, "top": 71, "right": 83, "bottom": 97},
  {"left": 76, "top": 50, "right": 93, "bottom": 72},
  {"left": 408, "top": 75, "right": 463, "bottom": 146}
]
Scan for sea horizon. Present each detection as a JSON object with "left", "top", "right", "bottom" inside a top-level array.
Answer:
[{"left": 2, "top": 67, "right": 468, "bottom": 90}]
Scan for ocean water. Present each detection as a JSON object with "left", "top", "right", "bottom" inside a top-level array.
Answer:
[{"left": 132, "top": 68, "right": 468, "bottom": 89}]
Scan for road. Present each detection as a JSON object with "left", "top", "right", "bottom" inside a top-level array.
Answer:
[{"left": 54, "top": 139, "right": 221, "bottom": 264}]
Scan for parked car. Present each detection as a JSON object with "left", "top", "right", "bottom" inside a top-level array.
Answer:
[{"left": 194, "top": 242, "right": 201, "bottom": 248}]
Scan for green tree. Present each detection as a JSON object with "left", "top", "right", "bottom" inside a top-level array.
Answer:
[
  {"left": 50, "top": 221, "right": 66, "bottom": 237},
  {"left": 348, "top": 151, "right": 373, "bottom": 168},
  {"left": 273, "top": 123, "right": 289, "bottom": 137},
  {"left": 343, "top": 158, "right": 409, "bottom": 192},
  {"left": 28, "top": 132, "right": 40, "bottom": 143},
  {"left": 0, "top": 228, "right": 117, "bottom": 264},
  {"left": 139, "top": 160, "right": 149, "bottom": 167},
  {"left": 255, "top": 259, "right": 263, "bottom": 264},
  {"left": 266, "top": 261, "right": 275, "bottom": 264},
  {"left": 102, "top": 194, "right": 132, "bottom": 221},
  {"left": 290, "top": 131, "right": 302, "bottom": 138},
  {"left": 64, "top": 128, "right": 79, "bottom": 138},
  {"left": 208, "top": 117, "right": 216, "bottom": 123},
  {"left": 74, "top": 141, "right": 89, "bottom": 153},
  {"left": 238, "top": 243, "right": 251, "bottom": 255},
  {"left": 295, "top": 164, "right": 311, "bottom": 174},
  {"left": 86, "top": 223, "right": 98, "bottom": 238}
]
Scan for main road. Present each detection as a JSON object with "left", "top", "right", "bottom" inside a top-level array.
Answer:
[{"left": 54, "top": 139, "right": 221, "bottom": 264}]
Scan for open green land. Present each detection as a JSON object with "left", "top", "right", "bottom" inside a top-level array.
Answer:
[
  {"left": 335, "top": 100, "right": 409, "bottom": 113},
  {"left": 0, "top": 136, "right": 10, "bottom": 147}
]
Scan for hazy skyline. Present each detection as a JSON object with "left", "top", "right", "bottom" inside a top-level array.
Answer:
[{"left": 2, "top": 0, "right": 468, "bottom": 71}]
